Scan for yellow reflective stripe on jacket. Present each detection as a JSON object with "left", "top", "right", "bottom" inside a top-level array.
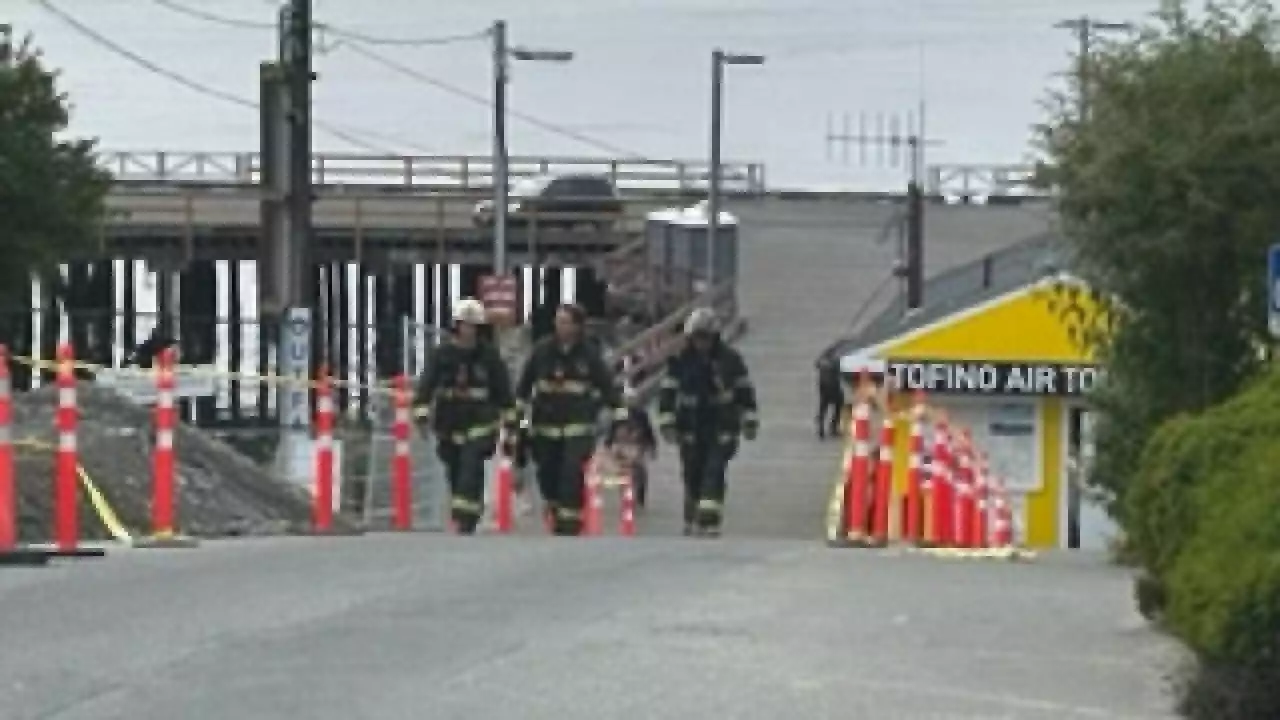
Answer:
[
  {"left": 501, "top": 408, "right": 520, "bottom": 424},
  {"left": 439, "top": 387, "right": 491, "bottom": 401},
  {"left": 445, "top": 423, "right": 499, "bottom": 443},
  {"left": 412, "top": 405, "right": 431, "bottom": 419},
  {"left": 555, "top": 507, "right": 581, "bottom": 520},
  {"left": 676, "top": 392, "right": 734, "bottom": 407},
  {"left": 450, "top": 497, "right": 483, "bottom": 516},
  {"left": 534, "top": 379, "right": 592, "bottom": 395},
  {"left": 610, "top": 408, "right": 629, "bottom": 422},
  {"left": 529, "top": 423, "right": 596, "bottom": 438},
  {"left": 696, "top": 499, "right": 723, "bottom": 512}
]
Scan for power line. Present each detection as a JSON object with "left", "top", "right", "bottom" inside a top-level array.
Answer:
[
  {"left": 32, "top": 0, "right": 433, "bottom": 153},
  {"left": 151, "top": 0, "right": 491, "bottom": 47},
  {"left": 141, "top": 0, "right": 646, "bottom": 158},
  {"left": 342, "top": 42, "right": 645, "bottom": 158}
]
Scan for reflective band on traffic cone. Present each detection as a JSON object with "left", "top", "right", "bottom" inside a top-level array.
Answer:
[
  {"left": 991, "top": 478, "right": 1013, "bottom": 548},
  {"left": 0, "top": 346, "right": 13, "bottom": 551},
  {"left": 151, "top": 347, "right": 178, "bottom": 537},
  {"left": 927, "top": 420, "right": 952, "bottom": 547},
  {"left": 584, "top": 461, "right": 604, "bottom": 536},
  {"left": 391, "top": 374, "right": 412, "bottom": 531},
  {"left": 619, "top": 476, "right": 636, "bottom": 537},
  {"left": 903, "top": 390, "right": 926, "bottom": 544},
  {"left": 955, "top": 429, "right": 976, "bottom": 549},
  {"left": 54, "top": 344, "right": 80, "bottom": 553},
  {"left": 844, "top": 371, "right": 873, "bottom": 540},
  {"left": 974, "top": 451, "right": 991, "bottom": 548},
  {"left": 494, "top": 456, "right": 514, "bottom": 534},
  {"left": 870, "top": 416, "right": 895, "bottom": 542},
  {"left": 313, "top": 365, "right": 335, "bottom": 532}
]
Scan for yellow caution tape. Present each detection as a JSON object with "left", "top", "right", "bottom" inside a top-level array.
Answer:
[
  {"left": 9, "top": 354, "right": 400, "bottom": 396},
  {"left": 912, "top": 545, "right": 1037, "bottom": 562},
  {"left": 76, "top": 464, "right": 134, "bottom": 545},
  {"left": 11, "top": 437, "right": 135, "bottom": 545},
  {"left": 824, "top": 445, "right": 851, "bottom": 544}
]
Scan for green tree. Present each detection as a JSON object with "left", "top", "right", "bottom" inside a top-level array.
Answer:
[
  {"left": 0, "top": 32, "right": 111, "bottom": 315},
  {"left": 1036, "top": 0, "right": 1280, "bottom": 522}
]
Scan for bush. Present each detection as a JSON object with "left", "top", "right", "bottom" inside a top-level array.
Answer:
[
  {"left": 1124, "top": 364, "right": 1280, "bottom": 718},
  {"left": 1125, "top": 368, "right": 1280, "bottom": 588},
  {"left": 1164, "top": 437, "right": 1280, "bottom": 719}
]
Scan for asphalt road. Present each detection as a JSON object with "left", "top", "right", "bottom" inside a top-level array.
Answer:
[
  {"left": 0, "top": 536, "right": 1181, "bottom": 719},
  {"left": 0, "top": 197, "right": 1186, "bottom": 719}
]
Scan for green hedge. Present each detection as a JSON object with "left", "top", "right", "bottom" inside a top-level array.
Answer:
[
  {"left": 1124, "top": 365, "right": 1280, "bottom": 718},
  {"left": 1126, "top": 368, "right": 1280, "bottom": 582}
]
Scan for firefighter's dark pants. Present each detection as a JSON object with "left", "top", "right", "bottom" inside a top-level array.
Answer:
[
  {"left": 437, "top": 435, "right": 493, "bottom": 534},
  {"left": 817, "top": 386, "right": 842, "bottom": 437},
  {"left": 531, "top": 435, "right": 596, "bottom": 535},
  {"left": 679, "top": 436, "right": 736, "bottom": 529}
]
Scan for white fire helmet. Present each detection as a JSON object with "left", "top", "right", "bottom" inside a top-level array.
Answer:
[
  {"left": 452, "top": 298, "right": 488, "bottom": 326},
  {"left": 684, "top": 307, "right": 719, "bottom": 336}
]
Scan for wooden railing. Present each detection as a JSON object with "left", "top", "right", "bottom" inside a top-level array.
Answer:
[{"left": 612, "top": 280, "right": 744, "bottom": 399}]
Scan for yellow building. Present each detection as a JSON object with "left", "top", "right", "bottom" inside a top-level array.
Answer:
[{"left": 830, "top": 235, "right": 1112, "bottom": 550}]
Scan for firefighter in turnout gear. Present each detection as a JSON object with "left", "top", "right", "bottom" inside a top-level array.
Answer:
[
  {"left": 516, "top": 303, "right": 625, "bottom": 536},
  {"left": 657, "top": 307, "right": 759, "bottom": 537},
  {"left": 412, "top": 298, "right": 517, "bottom": 534}
]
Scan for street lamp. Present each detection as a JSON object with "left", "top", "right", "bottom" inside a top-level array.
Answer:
[
  {"left": 492, "top": 20, "right": 574, "bottom": 277},
  {"left": 707, "top": 49, "right": 764, "bottom": 289}
]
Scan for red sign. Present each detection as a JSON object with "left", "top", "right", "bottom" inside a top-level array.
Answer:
[{"left": 479, "top": 274, "right": 520, "bottom": 323}]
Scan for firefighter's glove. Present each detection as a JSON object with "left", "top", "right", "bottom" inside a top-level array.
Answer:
[
  {"left": 742, "top": 423, "right": 759, "bottom": 441},
  {"left": 659, "top": 424, "right": 678, "bottom": 444}
]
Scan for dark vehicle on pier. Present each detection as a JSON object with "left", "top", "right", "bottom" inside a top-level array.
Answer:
[{"left": 472, "top": 173, "right": 625, "bottom": 231}]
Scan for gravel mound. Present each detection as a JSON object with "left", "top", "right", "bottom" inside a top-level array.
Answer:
[{"left": 11, "top": 385, "right": 355, "bottom": 542}]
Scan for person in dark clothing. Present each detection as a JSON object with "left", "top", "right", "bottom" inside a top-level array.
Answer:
[
  {"left": 657, "top": 307, "right": 759, "bottom": 537},
  {"left": 815, "top": 356, "right": 843, "bottom": 439},
  {"left": 516, "top": 303, "right": 625, "bottom": 536},
  {"left": 412, "top": 298, "right": 517, "bottom": 534},
  {"left": 124, "top": 328, "right": 177, "bottom": 369},
  {"left": 605, "top": 386, "right": 657, "bottom": 509}
]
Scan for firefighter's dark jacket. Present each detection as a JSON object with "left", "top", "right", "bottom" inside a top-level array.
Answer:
[
  {"left": 413, "top": 340, "right": 516, "bottom": 443},
  {"left": 516, "top": 337, "right": 626, "bottom": 439},
  {"left": 656, "top": 339, "right": 759, "bottom": 438}
]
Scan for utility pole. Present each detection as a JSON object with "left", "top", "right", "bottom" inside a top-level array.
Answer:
[
  {"left": 266, "top": 0, "right": 316, "bottom": 488},
  {"left": 825, "top": 109, "right": 941, "bottom": 312},
  {"left": 283, "top": 0, "right": 314, "bottom": 309},
  {"left": 707, "top": 50, "right": 764, "bottom": 291},
  {"left": 492, "top": 20, "right": 509, "bottom": 277},
  {"left": 1054, "top": 16, "right": 1133, "bottom": 120}
]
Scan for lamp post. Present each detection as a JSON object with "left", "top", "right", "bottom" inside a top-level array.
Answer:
[
  {"left": 707, "top": 49, "right": 764, "bottom": 289},
  {"left": 492, "top": 20, "right": 573, "bottom": 276}
]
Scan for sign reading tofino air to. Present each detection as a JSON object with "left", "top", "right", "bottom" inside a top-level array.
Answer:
[{"left": 839, "top": 355, "right": 1101, "bottom": 396}]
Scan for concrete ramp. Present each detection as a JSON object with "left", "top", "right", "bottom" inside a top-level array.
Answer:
[{"left": 636, "top": 198, "right": 1054, "bottom": 538}]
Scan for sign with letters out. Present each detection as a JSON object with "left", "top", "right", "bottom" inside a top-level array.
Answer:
[
  {"left": 279, "top": 307, "right": 312, "bottom": 430},
  {"left": 480, "top": 274, "right": 519, "bottom": 324},
  {"left": 884, "top": 359, "right": 1102, "bottom": 397}
]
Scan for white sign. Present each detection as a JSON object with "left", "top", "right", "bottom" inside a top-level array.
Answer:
[
  {"left": 97, "top": 366, "right": 218, "bottom": 404},
  {"left": 279, "top": 307, "right": 312, "bottom": 430}
]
